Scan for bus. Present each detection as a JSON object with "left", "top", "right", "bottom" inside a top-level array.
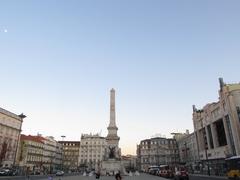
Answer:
[
  {"left": 226, "top": 156, "right": 240, "bottom": 179},
  {"left": 148, "top": 165, "right": 160, "bottom": 175},
  {"left": 158, "top": 165, "right": 173, "bottom": 178}
]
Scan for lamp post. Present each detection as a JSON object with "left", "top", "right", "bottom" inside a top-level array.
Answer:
[
  {"left": 200, "top": 117, "right": 210, "bottom": 176},
  {"left": 13, "top": 113, "right": 26, "bottom": 167},
  {"left": 61, "top": 135, "right": 66, "bottom": 171}
]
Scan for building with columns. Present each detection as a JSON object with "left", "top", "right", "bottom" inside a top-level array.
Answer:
[
  {"left": 0, "top": 107, "right": 25, "bottom": 168},
  {"left": 193, "top": 78, "right": 240, "bottom": 175}
]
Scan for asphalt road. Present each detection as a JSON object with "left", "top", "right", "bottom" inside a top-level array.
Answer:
[{"left": 0, "top": 174, "right": 228, "bottom": 180}]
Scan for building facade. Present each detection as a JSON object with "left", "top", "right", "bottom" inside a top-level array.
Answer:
[
  {"left": 16, "top": 135, "right": 44, "bottom": 174},
  {"left": 58, "top": 141, "right": 80, "bottom": 172},
  {"left": 193, "top": 78, "right": 240, "bottom": 175},
  {"left": 176, "top": 132, "right": 199, "bottom": 171},
  {"left": 78, "top": 134, "right": 106, "bottom": 171},
  {"left": 42, "top": 136, "right": 62, "bottom": 173},
  {"left": 121, "top": 155, "right": 137, "bottom": 172},
  {"left": 16, "top": 135, "right": 62, "bottom": 174},
  {"left": 137, "top": 137, "right": 179, "bottom": 172},
  {"left": 0, "top": 107, "right": 25, "bottom": 167}
]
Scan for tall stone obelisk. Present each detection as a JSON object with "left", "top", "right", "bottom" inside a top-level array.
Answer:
[
  {"left": 101, "top": 89, "right": 123, "bottom": 175},
  {"left": 106, "top": 88, "right": 120, "bottom": 145}
]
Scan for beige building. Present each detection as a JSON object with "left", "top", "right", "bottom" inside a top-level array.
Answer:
[
  {"left": 42, "top": 136, "right": 62, "bottom": 173},
  {"left": 17, "top": 135, "right": 44, "bottom": 174},
  {"left": 16, "top": 135, "right": 62, "bottom": 174},
  {"left": 137, "top": 137, "right": 179, "bottom": 172},
  {"left": 78, "top": 134, "right": 106, "bottom": 171},
  {"left": 193, "top": 78, "right": 240, "bottom": 175},
  {"left": 58, "top": 141, "right": 80, "bottom": 171},
  {"left": 176, "top": 132, "right": 199, "bottom": 170},
  {"left": 0, "top": 107, "right": 25, "bottom": 167}
]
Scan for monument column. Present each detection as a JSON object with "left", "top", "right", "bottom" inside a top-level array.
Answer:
[{"left": 106, "top": 88, "right": 120, "bottom": 146}]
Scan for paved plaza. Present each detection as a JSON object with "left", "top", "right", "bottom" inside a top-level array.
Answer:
[
  {"left": 40, "top": 174, "right": 167, "bottom": 180},
  {"left": 37, "top": 174, "right": 227, "bottom": 180}
]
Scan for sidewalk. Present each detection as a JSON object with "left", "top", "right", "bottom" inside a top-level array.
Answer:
[{"left": 190, "top": 173, "right": 228, "bottom": 180}]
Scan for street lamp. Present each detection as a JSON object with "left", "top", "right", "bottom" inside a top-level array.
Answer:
[
  {"left": 61, "top": 135, "right": 66, "bottom": 141},
  {"left": 200, "top": 117, "right": 210, "bottom": 176},
  {"left": 13, "top": 113, "right": 26, "bottom": 167}
]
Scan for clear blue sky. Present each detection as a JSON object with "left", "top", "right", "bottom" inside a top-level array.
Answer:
[{"left": 1, "top": 1, "right": 240, "bottom": 155}]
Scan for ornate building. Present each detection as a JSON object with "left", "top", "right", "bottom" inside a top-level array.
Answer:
[
  {"left": 193, "top": 78, "right": 240, "bottom": 175},
  {"left": 16, "top": 135, "right": 44, "bottom": 174},
  {"left": 78, "top": 134, "right": 106, "bottom": 171},
  {"left": 0, "top": 107, "right": 25, "bottom": 167},
  {"left": 16, "top": 135, "right": 62, "bottom": 174},
  {"left": 137, "top": 137, "right": 179, "bottom": 172}
]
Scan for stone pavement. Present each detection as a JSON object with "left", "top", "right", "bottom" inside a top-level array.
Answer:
[{"left": 41, "top": 174, "right": 167, "bottom": 180}]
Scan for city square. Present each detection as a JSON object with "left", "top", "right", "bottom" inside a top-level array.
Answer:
[{"left": 1, "top": 1, "right": 240, "bottom": 180}]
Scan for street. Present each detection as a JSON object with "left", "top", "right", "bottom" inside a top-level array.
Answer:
[
  {"left": 0, "top": 173, "right": 228, "bottom": 180},
  {"left": 20, "top": 174, "right": 228, "bottom": 180},
  {"left": 44, "top": 174, "right": 228, "bottom": 180}
]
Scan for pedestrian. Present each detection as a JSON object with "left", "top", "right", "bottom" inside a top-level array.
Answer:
[
  {"left": 95, "top": 171, "right": 100, "bottom": 179},
  {"left": 115, "top": 171, "right": 122, "bottom": 180}
]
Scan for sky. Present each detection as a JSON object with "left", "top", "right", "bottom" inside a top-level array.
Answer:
[{"left": 1, "top": 0, "right": 240, "bottom": 155}]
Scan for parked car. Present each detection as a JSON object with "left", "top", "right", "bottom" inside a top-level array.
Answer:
[
  {"left": 56, "top": 170, "right": 64, "bottom": 176},
  {"left": 7, "top": 169, "right": 18, "bottom": 176},
  {"left": 174, "top": 166, "right": 189, "bottom": 180},
  {"left": 0, "top": 169, "right": 8, "bottom": 176},
  {"left": 0, "top": 168, "right": 17, "bottom": 176}
]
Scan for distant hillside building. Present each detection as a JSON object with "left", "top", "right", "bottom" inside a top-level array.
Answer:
[
  {"left": 0, "top": 107, "right": 25, "bottom": 167},
  {"left": 121, "top": 155, "right": 137, "bottom": 171}
]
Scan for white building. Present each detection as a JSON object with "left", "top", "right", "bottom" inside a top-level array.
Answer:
[
  {"left": 0, "top": 107, "right": 25, "bottom": 167},
  {"left": 176, "top": 132, "right": 199, "bottom": 170},
  {"left": 193, "top": 78, "right": 240, "bottom": 175},
  {"left": 137, "top": 137, "right": 179, "bottom": 172},
  {"left": 42, "top": 136, "right": 62, "bottom": 173},
  {"left": 78, "top": 134, "right": 106, "bottom": 171}
]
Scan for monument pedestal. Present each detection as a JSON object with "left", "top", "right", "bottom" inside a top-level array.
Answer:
[{"left": 101, "top": 159, "right": 122, "bottom": 175}]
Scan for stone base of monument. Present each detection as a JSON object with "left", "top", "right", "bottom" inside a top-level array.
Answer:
[{"left": 101, "top": 159, "right": 125, "bottom": 176}]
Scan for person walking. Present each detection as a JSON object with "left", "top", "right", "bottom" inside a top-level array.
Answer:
[
  {"left": 115, "top": 171, "right": 122, "bottom": 180},
  {"left": 95, "top": 171, "right": 100, "bottom": 179}
]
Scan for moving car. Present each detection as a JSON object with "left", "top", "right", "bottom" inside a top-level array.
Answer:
[
  {"left": 56, "top": 170, "right": 64, "bottom": 176},
  {"left": 158, "top": 165, "right": 173, "bottom": 178},
  {"left": 174, "top": 166, "right": 189, "bottom": 180}
]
